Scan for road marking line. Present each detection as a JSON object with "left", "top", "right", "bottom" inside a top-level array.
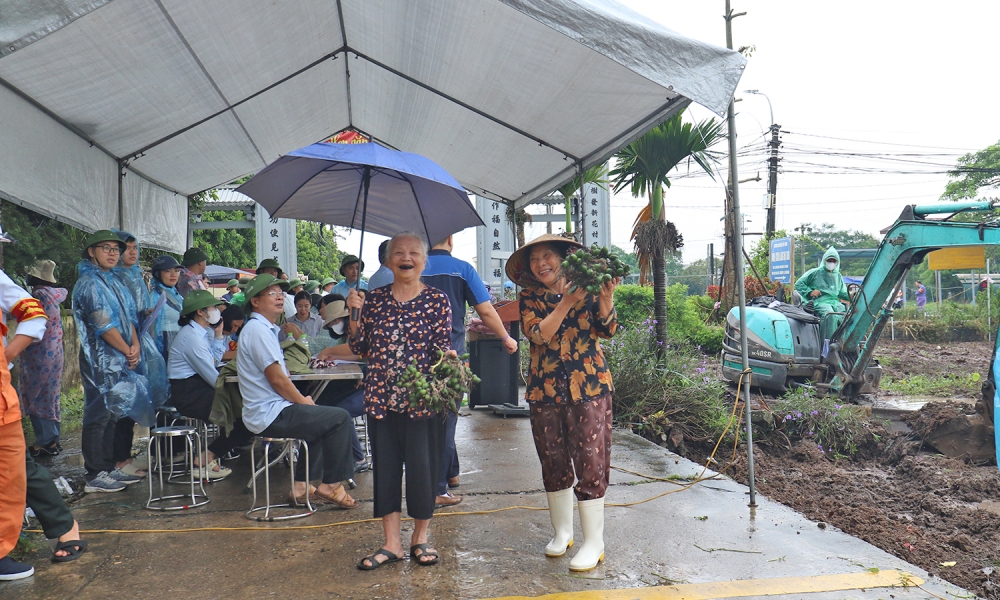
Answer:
[{"left": 486, "top": 569, "right": 923, "bottom": 600}]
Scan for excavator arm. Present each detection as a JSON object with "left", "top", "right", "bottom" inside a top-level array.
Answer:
[{"left": 824, "top": 201, "right": 1000, "bottom": 398}]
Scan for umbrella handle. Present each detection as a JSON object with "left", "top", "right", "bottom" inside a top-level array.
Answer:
[{"left": 351, "top": 307, "right": 360, "bottom": 322}]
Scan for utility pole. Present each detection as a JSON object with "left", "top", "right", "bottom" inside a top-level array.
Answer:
[
  {"left": 708, "top": 243, "right": 715, "bottom": 287},
  {"left": 794, "top": 224, "right": 811, "bottom": 275},
  {"left": 745, "top": 90, "right": 780, "bottom": 240},
  {"left": 765, "top": 123, "right": 781, "bottom": 238},
  {"left": 723, "top": 0, "right": 756, "bottom": 508}
]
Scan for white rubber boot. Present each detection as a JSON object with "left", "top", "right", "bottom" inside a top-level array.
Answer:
[
  {"left": 569, "top": 497, "right": 605, "bottom": 571},
  {"left": 544, "top": 488, "right": 575, "bottom": 557}
]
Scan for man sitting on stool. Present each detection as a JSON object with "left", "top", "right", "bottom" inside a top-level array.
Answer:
[{"left": 238, "top": 275, "right": 358, "bottom": 508}]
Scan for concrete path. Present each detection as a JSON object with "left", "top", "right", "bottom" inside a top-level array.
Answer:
[{"left": 9, "top": 409, "right": 971, "bottom": 599}]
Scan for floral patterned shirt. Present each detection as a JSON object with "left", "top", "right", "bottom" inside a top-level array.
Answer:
[
  {"left": 176, "top": 267, "right": 207, "bottom": 298},
  {"left": 520, "top": 287, "right": 617, "bottom": 405},
  {"left": 349, "top": 285, "right": 452, "bottom": 420}
]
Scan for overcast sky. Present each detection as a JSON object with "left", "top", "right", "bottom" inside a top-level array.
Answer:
[{"left": 346, "top": 1, "right": 1000, "bottom": 275}]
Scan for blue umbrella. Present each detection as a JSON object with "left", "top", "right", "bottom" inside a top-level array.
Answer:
[
  {"left": 236, "top": 141, "right": 484, "bottom": 319},
  {"left": 237, "top": 140, "right": 482, "bottom": 249}
]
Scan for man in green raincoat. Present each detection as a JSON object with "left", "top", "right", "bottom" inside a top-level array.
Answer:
[{"left": 795, "top": 247, "right": 850, "bottom": 316}]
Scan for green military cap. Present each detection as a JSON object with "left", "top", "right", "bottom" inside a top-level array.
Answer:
[
  {"left": 181, "top": 289, "right": 226, "bottom": 316},
  {"left": 182, "top": 246, "right": 209, "bottom": 266},
  {"left": 81, "top": 230, "right": 126, "bottom": 259},
  {"left": 339, "top": 255, "right": 363, "bottom": 276},
  {"left": 243, "top": 274, "right": 290, "bottom": 303}
]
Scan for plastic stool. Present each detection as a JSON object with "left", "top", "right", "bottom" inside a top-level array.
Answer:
[
  {"left": 146, "top": 425, "right": 209, "bottom": 511},
  {"left": 246, "top": 437, "right": 314, "bottom": 521}
]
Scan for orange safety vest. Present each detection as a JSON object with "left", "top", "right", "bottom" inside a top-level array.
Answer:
[{"left": 0, "top": 297, "right": 46, "bottom": 425}]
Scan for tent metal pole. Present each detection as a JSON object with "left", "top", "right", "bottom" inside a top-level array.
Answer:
[
  {"left": 118, "top": 159, "right": 125, "bottom": 229},
  {"left": 351, "top": 166, "right": 370, "bottom": 322},
  {"left": 729, "top": 107, "right": 757, "bottom": 506}
]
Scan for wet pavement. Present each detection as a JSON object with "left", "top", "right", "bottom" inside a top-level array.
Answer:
[{"left": 10, "top": 408, "right": 972, "bottom": 599}]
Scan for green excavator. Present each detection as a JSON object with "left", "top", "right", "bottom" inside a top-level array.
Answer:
[{"left": 722, "top": 201, "right": 999, "bottom": 463}]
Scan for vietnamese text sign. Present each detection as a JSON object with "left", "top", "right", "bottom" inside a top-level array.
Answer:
[
  {"left": 769, "top": 237, "right": 793, "bottom": 283},
  {"left": 927, "top": 246, "right": 985, "bottom": 271}
]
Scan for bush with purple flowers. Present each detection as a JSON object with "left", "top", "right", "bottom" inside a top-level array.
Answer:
[{"left": 768, "top": 389, "right": 886, "bottom": 458}]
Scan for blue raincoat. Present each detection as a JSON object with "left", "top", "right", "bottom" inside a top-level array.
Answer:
[
  {"left": 73, "top": 260, "right": 155, "bottom": 426},
  {"left": 150, "top": 279, "right": 183, "bottom": 359},
  {"left": 111, "top": 230, "right": 168, "bottom": 408}
]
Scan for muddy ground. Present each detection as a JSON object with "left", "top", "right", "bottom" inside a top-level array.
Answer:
[
  {"left": 876, "top": 338, "right": 994, "bottom": 397},
  {"left": 709, "top": 339, "right": 1000, "bottom": 598}
]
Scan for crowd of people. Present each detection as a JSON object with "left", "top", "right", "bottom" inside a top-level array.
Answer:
[{"left": 1, "top": 226, "right": 621, "bottom": 579}]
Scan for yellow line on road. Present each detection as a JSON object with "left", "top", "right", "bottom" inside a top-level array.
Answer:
[{"left": 486, "top": 570, "right": 923, "bottom": 600}]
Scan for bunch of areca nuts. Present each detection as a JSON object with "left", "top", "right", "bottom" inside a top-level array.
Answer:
[
  {"left": 398, "top": 348, "right": 481, "bottom": 413},
  {"left": 561, "top": 245, "right": 630, "bottom": 294}
]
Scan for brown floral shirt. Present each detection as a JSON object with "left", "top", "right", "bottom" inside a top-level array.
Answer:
[
  {"left": 520, "top": 287, "right": 617, "bottom": 405},
  {"left": 349, "top": 285, "right": 452, "bottom": 419}
]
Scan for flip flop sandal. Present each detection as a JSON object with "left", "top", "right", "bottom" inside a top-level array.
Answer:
[
  {"left": 409, "top": 543, "right": 439, "bottom": 566},
  {"left": 314, "top": 486, "right": 357, "bottom": 509},
  {"left": 357, "top": 548, "right": 401, "bottom": 570},
  {"left": 52, "top": 540, "right": 88, "bottom": 563}
]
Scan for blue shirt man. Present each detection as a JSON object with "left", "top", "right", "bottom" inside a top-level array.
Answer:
[
  {"left": 420, "top": 235, "right": 517, "bottom": 505},
  {"left": 367, "top": 240, "right": 394, "bottom": 290}
]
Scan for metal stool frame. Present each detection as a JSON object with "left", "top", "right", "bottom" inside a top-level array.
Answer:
[
  {"left": 246, "top": 437, "right": 314, "bottom": 521},
  {"left": 146, "top": 425, "right": 209, "bottom": 511},
  {"left": 177, "top": 416, "right": 228, "bottom": 483}
]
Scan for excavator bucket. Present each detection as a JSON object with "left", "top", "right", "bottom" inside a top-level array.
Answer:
[
  {"left": 916, "top": 333, "right": 998, "bottom": 467},
  {"left": 921, "top": 411, "right": 995, "bottom": 465}
]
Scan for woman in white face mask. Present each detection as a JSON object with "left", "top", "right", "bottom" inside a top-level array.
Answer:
[{"left": 165, "top": 290, "right": 255, "bottom": 479}]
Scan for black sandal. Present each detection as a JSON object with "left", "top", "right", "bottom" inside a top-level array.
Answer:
[
  {"left": 52, "top": 540, "right": 88, "bottom": 563},
  {"left": 357, "top": 548, "right": 401, "bottom": 570},
  {"left": 409, "top": 543, "right": 439, "bottom": 566}
]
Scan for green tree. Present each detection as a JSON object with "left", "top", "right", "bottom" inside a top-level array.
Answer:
[
  {"left": 794, "top": 223, "right": 879, "bottom": 277},
  {"left": 193, "top": 210, "right": 256, "bottom": 269},
  {"left": 296, "top": 221, "right": 342, "bottom": 280},
  {"left": 611, "top": 109, "right": 725, "bottom": 355},
  {"left": 0, "top": 201, "right": 89, "bottom": 295},
  {"left": 940, "top": 140, "right": 1000, "bottom": 201}
]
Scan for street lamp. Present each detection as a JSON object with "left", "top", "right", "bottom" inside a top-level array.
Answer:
[
  {"left": 743, "top": 89, "right": 773, "bottom": 125},
  {"left": 743, "top": 89, "right": 779, "bottom": 239}
]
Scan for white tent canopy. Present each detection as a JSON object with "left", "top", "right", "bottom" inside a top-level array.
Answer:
[{"left": 0, "top": 0, "right": 744, "bottom": 252}]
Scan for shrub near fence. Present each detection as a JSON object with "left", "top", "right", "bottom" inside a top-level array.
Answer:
[{"left": 612, "top": 283, "right": 724, "bottom": 354}]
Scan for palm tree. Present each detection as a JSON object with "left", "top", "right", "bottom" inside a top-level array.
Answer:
[
  {"left": 611, "top": 110, "right": 724, "bottom": 355},
  {"left": 559, "top": 164, "right": 608, "bottom": 236}
]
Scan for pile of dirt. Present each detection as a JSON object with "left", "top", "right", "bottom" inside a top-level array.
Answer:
[
  {"left": 902, "top": 400, "right": 977, "bottom": 438},
  {"left": 724, "top": 441, "right": 1000, "bottom": 598}
]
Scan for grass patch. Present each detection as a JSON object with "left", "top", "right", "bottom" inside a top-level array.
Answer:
[
  {"left": 21, "top": 384, "right": 84, "bottom": 441},
  {"left": 882, "top": 373, "right": 980, "bottom": 397}
]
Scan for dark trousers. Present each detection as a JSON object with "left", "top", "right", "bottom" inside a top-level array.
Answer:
[
  {"left": 370, "top": 412, "right": 444, "bottom": 521},
  {"left": 169, "top": 376, "right": 254, "bottom": 458},
  {"left": 529, "top": 393, "right": 613, "bottom": 501},
  {"left": 316, "top": 382, "right": 366, "bottom": 462},
  {"left": 437, "top": 410, "right": 459, "bottom": 495},
  {"left": 82, "top": 382, "right": 117, "bottom": 478},
  {"left": 25, "top": 453, "right": 74, "bottom": 539},
  {"left": 29, "top": 415, "right": 60, "bottom": 448},
  {"left": 259, "top": 404, "right": 354, "bottom": 484},
  {"left": 113, "top": 417, "right": 135, "bottom": 463}
]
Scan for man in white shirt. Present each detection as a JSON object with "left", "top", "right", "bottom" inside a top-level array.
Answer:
[{"left": 237, "top": 275, "right": 357, "bottom": 507}]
